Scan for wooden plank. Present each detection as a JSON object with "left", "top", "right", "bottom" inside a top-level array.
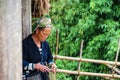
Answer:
[
  {"left": 22, "top": 0, "right": 32, "bottom": 39},
  {"left": 0, "top": 0, "right": 22, "bottom": 80}
]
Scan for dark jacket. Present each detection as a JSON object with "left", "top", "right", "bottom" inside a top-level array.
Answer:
[{"left": 22, "top": 34, "right": 53, "bottom": 80}]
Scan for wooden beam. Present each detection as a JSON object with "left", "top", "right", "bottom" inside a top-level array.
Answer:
[
  {"left": 22, "top": 0, "right": 32, "bottom": 39},
  {"left": 0, "top": 0, "right": 22, "bottom": 80},
  {"left": 105, "top": 64, "right": 120, "bottom": 74},
  {"left": 53, "top": 55, "right": 120, "bottom": 66},
  {"left": 57, "top": 69, "right": 120, "bottom": 78}
]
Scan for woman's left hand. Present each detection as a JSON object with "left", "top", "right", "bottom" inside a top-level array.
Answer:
[{"left": 50, "top": 63, "right": 57, "bottom": 73}]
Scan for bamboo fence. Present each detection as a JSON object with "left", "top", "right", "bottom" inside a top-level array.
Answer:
[
  {"left": 57, "top": 69, "right": 120, "bottom": 78},
  {"left": 54, "top": 55, "right": 120, "bottom": 79},
  {"left": 54, "top": 31, "right": 120, "bottom": 79},
  {"left": 54, "top": 55, "right": 120, "bottom": 66}
]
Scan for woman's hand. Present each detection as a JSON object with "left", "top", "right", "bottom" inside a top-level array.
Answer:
[
  {"left": 34, "top": 63, "right": 50, "bottom": 73},
  {"left": 50, "top": 63, "right": 57, "bottom": 73}
]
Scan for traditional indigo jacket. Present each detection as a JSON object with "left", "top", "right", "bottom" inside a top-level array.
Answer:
[{"left": 22, "top": 34, "right": 53, "bottom": 79}]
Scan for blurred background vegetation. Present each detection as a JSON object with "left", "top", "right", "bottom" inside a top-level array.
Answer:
[{"left": 47, "top": 0, "right": 120, "bottom": 80}]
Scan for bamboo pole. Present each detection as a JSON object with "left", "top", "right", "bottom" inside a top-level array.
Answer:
[
  {"left": 77, "top": 40, "right": 84, "bottom": 80},
  {"left": 57, "top": 69, "right": 120, "bottom": 78},
  {"left": 53, "top": 55, "right": 120, "bottom": 66},
  {"left": 112, "top": 39, "right": 120, "bottom": 78},
  {"left": 50, "top": 29, "right": 59, "bottom": 80},
  {"left": 55, "top": 29, "right": 59, "bottom": 58},
  {"left": 105, "top": 64, "right": 120, "bottom": 74}
]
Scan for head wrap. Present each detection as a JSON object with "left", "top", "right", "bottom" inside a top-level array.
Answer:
[{"left": 32, "top": 15, "right": 52, "bottom": 31}]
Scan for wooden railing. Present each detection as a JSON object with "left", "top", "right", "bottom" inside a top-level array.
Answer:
[
  {"left": 54, "top": 30, "right": 120, "bottom": 79},
  {"left": 54, "top": 55, "right": 120, "bottom": 79}
]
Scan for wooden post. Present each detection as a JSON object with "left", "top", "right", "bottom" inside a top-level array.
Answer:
[
  {"left": 112, "top": 39, "right": 120, "bottom": 78},
  {"left": 77, "top": 40, "right": 84, "bottom": 80},
  {"left": 55, "top": 29, "right": 59, "bottom": 60},
  {"left": 22, "top": 0, "right": 32, "bottom": 39},
  {"left": 49, "top": 29, "right": 59, "bottom": 80},
  {"left": 0, "top": 0, "right": 22, "bottom": 80}
]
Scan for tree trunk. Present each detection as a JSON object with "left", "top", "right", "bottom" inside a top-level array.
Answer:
[{"left": 0, "top": 0, "right": 22, "bottom": 80}]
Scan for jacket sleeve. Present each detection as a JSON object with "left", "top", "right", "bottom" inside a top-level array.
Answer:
[
  {"left": 22, "top": 39, "right": 34, "bottom": 71},
  {"left": 45, "top": 41, "right": 54, "bottom": 65}
]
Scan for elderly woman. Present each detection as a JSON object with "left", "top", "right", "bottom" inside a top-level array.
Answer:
[{"left": 22, "top": 16, "right": 57, "bottom": 80}]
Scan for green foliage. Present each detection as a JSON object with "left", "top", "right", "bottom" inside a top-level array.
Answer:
[
  {"left": 47, "top": 0, "right": 120, "bottom": 80},
  {"left": 90, "top": 0, "right": 112, "bottom": 13}
]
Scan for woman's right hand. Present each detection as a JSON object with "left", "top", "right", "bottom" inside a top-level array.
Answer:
[{"left": 34, "top": 63, "right": 50, "bottom": 73}]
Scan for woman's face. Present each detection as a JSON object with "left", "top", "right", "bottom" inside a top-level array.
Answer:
[{"left": 37, "top": 28, "right": 51, "bottom": 42}]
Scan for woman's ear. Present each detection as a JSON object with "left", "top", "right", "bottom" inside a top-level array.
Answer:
[{"left": 35, "top": 28, "right": 40, "bottom": 34}]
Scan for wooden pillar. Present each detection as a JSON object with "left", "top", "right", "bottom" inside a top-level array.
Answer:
[
  {"left": 0, "top": 0, "right": 22, "bottom": 80},
  {"left": 22, "top": 0, "right": 32, "bottom": 39}
]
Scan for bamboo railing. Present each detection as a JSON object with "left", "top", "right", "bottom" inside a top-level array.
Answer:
[
  {"left": 54, "top": 55, "right": 120, "bottom": 79},
  {"left": 54, "top": 30, "right": 120, "bottom": 79},
  {"left": 57, "top": 69, "right": 120, "bottom": 78},
  {"left": 54, "top": 55, "right": 120, "bottom": 66}
]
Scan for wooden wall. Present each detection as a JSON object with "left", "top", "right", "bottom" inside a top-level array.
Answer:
[
  {"left": 0, "top": 0, "right": 22, "bottom": 80},
  {"left": 22, "top": 0, "right": 32, "bottom": 39},
  {"left": 0, "top": 0, "right": 51, "bottom": 80}
]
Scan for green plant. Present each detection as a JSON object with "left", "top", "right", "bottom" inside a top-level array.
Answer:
[{"left": 47, "top": 0, "right": 120, "bottom": 80}]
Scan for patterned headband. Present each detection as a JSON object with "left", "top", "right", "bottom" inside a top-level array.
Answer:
[{"left": 32, "top": 15, "right": 52, "bottom": 31}]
